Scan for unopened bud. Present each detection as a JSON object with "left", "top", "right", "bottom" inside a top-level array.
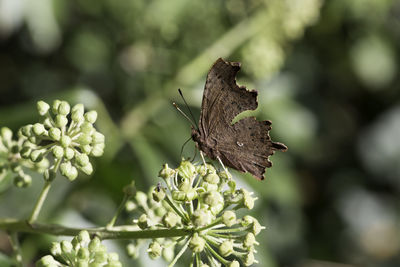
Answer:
[
  {"left": 189, "top": 233, "right": 205, "bottom": 253},
  {"left": 192, "top": 209, "right": 212, "bottom": 227},
  {"left": 58, "top": 101, "right": 70, "bottom": 116},
  {"left": 52, "top": 145, "right": 64, "bottom": 159},
  {"left": 37, "top": 101, "right": 50, "bottom": 116},
  {"left": 243, "top": 233, "right": 256, "bottom": 249},
  {"left": 32, "top": 123, "right": 46, "bottom": 136},
  {"left": 152, "top": 185, "right": 166, "bottom": 202},
  {"left": 219, "top": 240, "right": 233, "bottom": 257},
  {"left": 147, "top": 241, "right": 162, "bottom": 259},
  {"left": 80, "top": 162, "right": 93, "bottom": 175},
  {"left": 61, "top": 241, "right": 73, "bottom": 254},
  {"left": 177, "top": 160, "right": 196, "bottom": 180},
  {"left": 204, "top": 173, "right": 220, "bottom": 184},
  {"left": 52, "top": 100, "right": 61, "bottom": 114},
  {"left": 138, "top": 214, "right": 149, "bottom": 229},
  {"left": 222, "top": 210, "right": 236, "bottom": 227},
  {"left": 55, "top": 115, "right": 68, "bottom": 128},
  {"left": 75, "top": 153, "right": 89, "bottom": 167},
  {"left": 49, "top": 128, "right": 61, "bottom": 141},
  {"left": 158, "top": 164, "right": 175, "bottom": 179},
  {"left": 162, "top": 211, "right": 180, "bottom": 228},
  {"left": 84, "top": 111, "right": 98, "bottom": 124}
]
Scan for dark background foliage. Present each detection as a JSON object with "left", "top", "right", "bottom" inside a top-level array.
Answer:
[{"left": 1, "top": 0, "right": 400, "bottom": 266}]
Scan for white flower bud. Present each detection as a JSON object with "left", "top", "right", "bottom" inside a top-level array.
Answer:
[
  {"left": 90, "top": 144, "right": 104, "bottom": 157},
  {"left": 204, "top": 173, "right": 220, "bottom": 184},
  {"left": 80, "top": 122, "right": 93, "bottom": 134},
  {"left": 219, "top": 240, "right": 233, "bottom": 257},
  {"left": 92, "top": 132, "right": 105, "bottom": 144},
  {"left": 243, "top": 233, "right": 256, "bottom": 248},
  {"left": 75, "top": 153, "right": 89, "bottom": 167},
  {"left": 37, "top": 101, "right": 50, "bottom": 116},
  {"left": 177, "top": 160, "right": 196, "bottom": 180},
  {"left": 52, "top": 100, "right": 61, "bottom": 114},
  {"left": 81, "top": 144, "right": 92, "bottom": 154},
  {"left": 49, "top": 128, "right": 61, "bottom": 141},
  {"left": 243, "top": 250, "right": 255, "bottom": 266},
  {"left": 222, "top": 210, "right": 236, "bottom": 227},
  {"left": 138, "top": 214, "right": 149, "bottom": 229},
  {"left": 50, "top": 242, "right": 62, "bottom": 256},
  {"left": 158, "top": 164, "right": 175, "bottom": 179},
  {"left": 52, "top": 145, "right": 64, "bottom": 159},
  {"left": 84, "top": 110, "right": 98, "bottom": 124},
  {"left": 60, "top": 135, "right": 72, "bottom": 148},
  {"left": 1, "top": 127, "right": 13, "bottom": 141},
  {"left": 77, "top": 247, "right": 90, "bottom": 260},
  {"left": 64, "top": 147, "right": 75, "bottom": 160},
  {"left": 228, "top": 260, "right": 240, "bottom": 267},
  {"left": 78, "top": 230, "right": 90, "bottom": 244},
  {"left": 189, "top": 233, "right": 205, "bottom": 253},
  {"left": 61, "top": 240, "right": 73, "bottom": 253},
  {"left": 147, "top": 241, "right": 162, "bottom": 259},
  {"left": 32, "top": 123, "right": 46, "bottom": 136},
  {"left": 203, "top": 191, "right": 223, "bottom": 206},
  {"left": 30, "top": 150, "right": 44, "bottom": 162},
  {"left": 58, "top": 101, "right": 70, "bottom": 116},
  {"left": 36, "top": 255, "right": 59, "bottom": 267},
  {"left": 55, "top": 115, "right": 68, "bottom": 128},
  {"left": 162, "top": 211, "right": 180, "bottom": 228},
  {"left": 21, "top": 125, "right": 32, "bottom": 137},
  {"left": 80, "top": 162, "right": 93, "bottom": 175},
  {"left": 192, "top": 209, "right": 212, "bottom": 227}
]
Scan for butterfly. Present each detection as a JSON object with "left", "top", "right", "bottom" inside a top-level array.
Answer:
[{"left": 191, "top": 58, "right": 287, "bottom": 180}]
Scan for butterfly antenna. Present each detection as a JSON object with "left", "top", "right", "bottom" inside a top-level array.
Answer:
[
  {"left": 180, "top": 136, "right": 192, "bottom": 159},
  {"left": 190, "top": 145, "right": 198, "bottom": 163},
  {"left": 172, "top": 102, "right": 197, "bottom": 128},
  {"left": 178, "top": 89, "right": 199, "bottom": 129}
]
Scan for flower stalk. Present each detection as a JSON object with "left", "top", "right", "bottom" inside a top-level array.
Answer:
[{"left": 28, "top": 180, "right": 52, "bottom": 223}]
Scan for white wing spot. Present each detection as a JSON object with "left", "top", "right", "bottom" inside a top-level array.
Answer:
[{"left": 236, "top": 141, "right": 244, "bottom": 147}]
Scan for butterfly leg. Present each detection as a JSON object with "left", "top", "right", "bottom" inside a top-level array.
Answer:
[
  {"left": 217, "top": 156, "right": 230, "bottom": 177},
  {"left": 200, "top": 151, "right": 207, "bottom": 167}
]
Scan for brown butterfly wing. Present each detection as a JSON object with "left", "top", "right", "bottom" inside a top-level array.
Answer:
[
  {"left": 196, "top": 58, "right": 287, "bottom": 180},
  {"left": 199, "top": 58, "right": 257, "bottom": 138},
  {"left": 214, "top": 117, "right": 287, "bottom": 180}
]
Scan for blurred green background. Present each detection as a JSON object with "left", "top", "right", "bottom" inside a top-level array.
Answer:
[{"left": 1, "top": 0, "right": 400, "bottom": 266}]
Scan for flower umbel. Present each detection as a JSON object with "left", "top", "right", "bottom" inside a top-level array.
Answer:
[
  {"left": 19, "top": 100, "right": 105, "bottom": 181},
  {"left": 36, "top": 230, "right": 122, "bottom": 267},
  {"left": 0, "top": 127, "right": 49, "bottom": 187},
  {"left": 127, "top": 160, "right": 263, "bottom": 266}
]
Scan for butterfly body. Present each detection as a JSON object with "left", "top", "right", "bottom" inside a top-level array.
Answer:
[
  {"left": 191, "top": 58, "right": 287, "bottom": 180},
  {"left": 191, "top": 127, "right": 219, "bottom": 160}
]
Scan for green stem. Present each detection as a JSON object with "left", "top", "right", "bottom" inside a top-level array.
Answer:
[
  {"left": 204, "top": 242, "right": 230, "bottom": 265},
  {"left": 28, "top": 157, "right": 63, "bottom": 223},
  {"left": 189, "top": 253, "right": 196, "bottom": 267},
  {"left": 195, "top": 253, "right": 201, "bottom": 266},
  {"left": 0, "top": 218, "right": 192, "bottom": 240},
  {"left": 106, "top": 194, "right": 129, "bottom": 228},
  {"left": 168, "top": 237, "right": 190, "bottom": 267},
  {"left": 196, "top": 218, "right": 222, "bottom": 232},
  {"left": 207, "top": 232, "right": 241, "bottom": 239},
  {"left": 208, "top": 225, "right": 251, "bottom": 234},
  {"left": 28, "top": 180, "right": 52, "bottom": 223},
  {"left": 164, "top": 195, "right": 190, "bottom": 224},
  {"left": 8, "top": 232, "right": 23, "bottom": 267}
]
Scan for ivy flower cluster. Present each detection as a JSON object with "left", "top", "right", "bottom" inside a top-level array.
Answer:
[
  {"left": 37, "top": 230, "right": 122, "bottom": 267},
  {"left": 126, "top": 160, "right": 264, "bottom": 266},
  {"left": 0, "top": 100, "right": 270, "bottom": 267},
  {"left": 18, "top": 100, "right": 105, "bottom": 181},
  {"left": 0, "top": 127, "right": 49, "bottom": 187}
]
